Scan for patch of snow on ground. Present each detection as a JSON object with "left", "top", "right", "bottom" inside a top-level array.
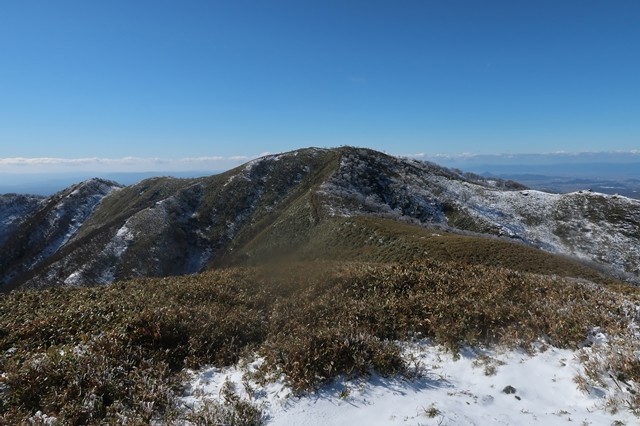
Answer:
[{"left": 180, "top": 341, "right": 637, "bottom": 425}]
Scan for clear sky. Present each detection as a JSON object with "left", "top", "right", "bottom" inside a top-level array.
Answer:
[{"left": 1, "top": 0, "right": 639, "bottom": 173}]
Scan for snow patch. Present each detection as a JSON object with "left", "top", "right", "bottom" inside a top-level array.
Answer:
[{"left": 180, "top": 341, "right": 637, "bottom": 425}]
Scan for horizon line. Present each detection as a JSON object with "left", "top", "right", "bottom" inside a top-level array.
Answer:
[{"left": 1, "top": 149, "right": 640, "bottom": 174}]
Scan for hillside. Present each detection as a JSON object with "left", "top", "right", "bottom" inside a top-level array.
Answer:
[
  {"left": 0, "top": 193, "right": 44, "bottom": 247},
  {"left": 1, "top": 147, "right": 639, "bottom": 292},
  {"left": 2, "top": 147, "right": 640, "bottom": 424},
  {"left": 0, "top": 179, "right": 121, "bottom": 290}
]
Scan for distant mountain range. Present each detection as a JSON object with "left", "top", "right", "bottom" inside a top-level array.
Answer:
[
  {"left": 430, "top": 151, "right": 640, "bottom": 171},
  {"left": 482, "top": 173, "right": 640, "bottom": 199},
  {"left": 423, "top": 152, "right": 640, "bottom": 199},
  {"left": 1, "top": 147, "right": 639, "bottom": 292}
]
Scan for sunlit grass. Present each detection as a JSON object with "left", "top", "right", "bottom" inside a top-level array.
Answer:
[{"left": 1, "top": 258, "right": 638, "bottom": 424}]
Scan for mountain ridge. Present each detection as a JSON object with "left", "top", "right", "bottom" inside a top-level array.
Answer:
[{"left": 1, "top": 146, "right": 639, "bottom": 291}]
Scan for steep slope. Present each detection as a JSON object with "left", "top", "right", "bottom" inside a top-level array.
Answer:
[
  {"left": 0, "top": 179, "right": 122, "bottom": 290},
  {"left": 0, "top": 193, "right": 44, "bottom": 247},
  {"left": 8, "top": 149, "right": 339, "bottom": 290},
  {"left": 225, "top": 148, "right": 639, "bottom": 282},
  {"left": 2, "top": 147, "right": 639, "bottom": 291}
]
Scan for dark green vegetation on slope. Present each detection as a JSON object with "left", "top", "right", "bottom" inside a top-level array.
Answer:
[
  {"left": 5, "top": 146, "right": 639, "bottom": 292},
  {"left": 1, "top": 149, "right": 343, "bottom": 291},
  {"left": 1, "top": 258, "right": 639, "bottom": 424}
]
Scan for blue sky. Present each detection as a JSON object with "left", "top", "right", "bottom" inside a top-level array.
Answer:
[{"left": 1, "top": 0, "right": 639, "bottom": 173}]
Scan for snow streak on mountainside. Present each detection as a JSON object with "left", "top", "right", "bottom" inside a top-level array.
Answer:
[
  {"left": 444, "top": 187, "right": 640, "bottom": 279},
  {"left": 0, "top": 179, "right": 121, "bottom": 290},
  {"left": 320, "top": 150, "right": 640, "bottom": 281},
  {"left": 1, "top": 147, "right": 639, "bottom": 291}
]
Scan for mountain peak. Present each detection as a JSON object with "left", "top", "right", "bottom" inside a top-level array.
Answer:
[{"left": 1, "top": 146, "right": 639, "bottom": 291}]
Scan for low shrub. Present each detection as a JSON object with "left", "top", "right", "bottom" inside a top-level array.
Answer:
[{"left": 0, "top": 259, "right": 638, "bottom": 423}]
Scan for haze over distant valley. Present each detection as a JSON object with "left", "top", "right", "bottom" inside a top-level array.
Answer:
[
  {"left": 0, "top": 171, "right": 216, "bottom": 196},
  {"left": 433, "top": 151, "right": 640, "bottom": 199}
]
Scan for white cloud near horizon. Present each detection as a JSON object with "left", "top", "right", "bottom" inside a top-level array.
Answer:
[
  {"left": 0, "top": 154, "right": 273, "bottom": 174},
  {"left": 2, "top": 150, "right": 639, "bottom": 174}
]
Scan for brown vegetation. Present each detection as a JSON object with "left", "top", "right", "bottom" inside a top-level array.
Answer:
[{"left": 1, "top": 258, "right": 639, "bottom": 424}]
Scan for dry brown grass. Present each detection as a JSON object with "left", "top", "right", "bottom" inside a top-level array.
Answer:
[{"left": 0, "top": 259, "right": 638, "bottom": 423}]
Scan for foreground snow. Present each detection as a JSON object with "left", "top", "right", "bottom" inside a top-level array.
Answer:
[{"left": 181, "top": 340, "right": 637, "bottom": 425}]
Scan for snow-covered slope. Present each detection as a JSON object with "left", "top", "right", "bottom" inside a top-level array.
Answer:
[
  {"left": 320, "top": 148, "right": 640, "bottom": 281},
  {"left": 181, "top": 339, "right": 638, "bottom": 425},
  {"left": 446, "top": 187, "right": 640, "bottom": 279}
]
